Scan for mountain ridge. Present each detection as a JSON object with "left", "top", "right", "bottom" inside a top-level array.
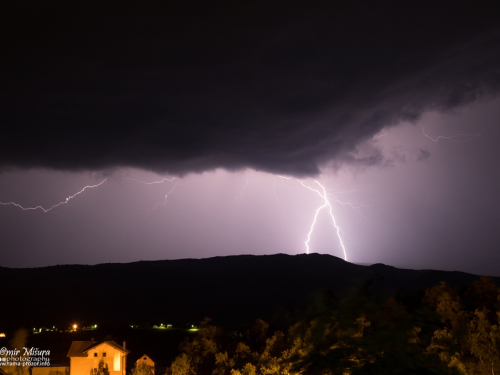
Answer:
[{"left": 1, "top": 253, "right": 495, "bottom": 333}]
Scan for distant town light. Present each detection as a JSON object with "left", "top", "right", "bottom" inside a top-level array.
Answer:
[
  {"left": 73, "top": 324, "right": 77, "bottom": 330},
  {"left": 0, "top": 333, "right": 5, "bottom": 337},
  {"left": 188, "top": 325, "right": 199, "bottom": 332}
]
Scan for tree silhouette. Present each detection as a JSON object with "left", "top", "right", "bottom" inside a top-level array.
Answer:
[
  {"left": 90, "top": 359, "right": 110, "bottom": 375},
  {"left": 132, "top": 362, "right": 154, "bottom": 375}
]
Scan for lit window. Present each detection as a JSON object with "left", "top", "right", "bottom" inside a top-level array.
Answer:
[{"left": 114, "top": 353, "right": 120, "bottom": 371}]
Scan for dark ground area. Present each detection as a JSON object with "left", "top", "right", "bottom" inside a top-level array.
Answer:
[{"left": 1, "top": 254, "right": 495, "bottom": 338}]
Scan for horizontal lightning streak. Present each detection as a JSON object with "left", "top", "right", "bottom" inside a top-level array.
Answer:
[
  {"left": 0, "top": 179, "right": 108, "bottom": 213},
  {"left": 0, "top": 174, "right": 180, "bottom": 214},
  {"left": 326, "top": 191, "right": 371, "bottom": 219},
  {"left": 122, "top": 177, "right": 176, "bottom": 185},
  {"left": 419, "top": 124, "right": 485, "bottom": 143}
]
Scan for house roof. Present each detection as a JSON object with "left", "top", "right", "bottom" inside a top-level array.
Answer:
[
  {"left": 67, "top": 340, "right": 129, "bottom": 358},
  {"left": 135, "top": 354, "right": 156, "bottom": 364},
  {"left": 67, "top": 341, "right": 96, "bottom": 357},
  {"left": 84, "top": 341, "right": 129, "bottom": 355}
]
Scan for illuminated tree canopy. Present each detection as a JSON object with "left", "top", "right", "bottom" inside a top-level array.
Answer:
[{"left": 167, "top": 278, "right": 500, "bottom": 374}]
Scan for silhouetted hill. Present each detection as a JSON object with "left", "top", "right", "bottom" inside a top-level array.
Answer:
[{"left": 1, "top": 253, "right": 496, "bottom": 333}]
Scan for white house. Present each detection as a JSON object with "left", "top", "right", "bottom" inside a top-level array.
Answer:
[{"left": 67, "top": 341, "right": 128, "bottom": 375}]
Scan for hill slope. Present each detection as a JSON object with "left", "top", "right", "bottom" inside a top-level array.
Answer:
[{"left": 0, "top": 253, "right": 493, "bottom": 331}]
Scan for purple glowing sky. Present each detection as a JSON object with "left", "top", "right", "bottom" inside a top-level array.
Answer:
[
  {"left": 1, "top": 2, "right": 500, "bottom": 275},
  {"left": 2, "top": 98, "right": 500, "bottom": 275}
]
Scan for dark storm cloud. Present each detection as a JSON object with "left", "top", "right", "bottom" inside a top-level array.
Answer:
[{"left": 1, "top": 1, "right": 500, "bottom": 176}]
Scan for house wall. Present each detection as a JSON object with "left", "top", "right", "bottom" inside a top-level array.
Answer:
[
  {"left": 135, "top": 356, "right": 155, "bottom": 375},
  {"left": 69, "top": 345, "right": 125, "bottom": 375}
]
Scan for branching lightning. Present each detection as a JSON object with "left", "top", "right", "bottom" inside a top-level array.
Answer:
[
  {"left": 277, "top": 176, "right": 353, "bottom": 261},
  {"left": 298, "top": 180, "right": 348, "bottom": 260},
  {"left": 123, "top": 177, "right": 178, "bottom": 210},
  {"left": 0, "top": 179, "right": 108, "bottom": 213},
  {"left": 0, "top": 176, "right": 179, "bottom": 213},
  {"left": 1, "top": 171, "right": 362, "bottom": 263}
]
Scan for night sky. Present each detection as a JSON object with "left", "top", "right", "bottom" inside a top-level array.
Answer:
[{"left": 1, "top": 1, "right": 500, "bottom": 275}]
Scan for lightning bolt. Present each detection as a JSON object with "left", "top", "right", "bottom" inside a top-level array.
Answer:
[
  {"left": 277, "top": 176, "right": 349, "bottom": 261},
  {"left": 1, "top": 171, "right": 357, "bottom": 263},
  {"left": 0, "top": 179, "right": 108, "bottom": 213},
  {"left": 122, "top": 177, "right": 176, "bottom": 185},
  {"left": 419, "top": 124, "right": 486, "bottom": 143},
  {"left": 372, "top": 130, "right": 389, "bottom": 139},
  {"left": 326, "top": 187, "right": 370, "bottom": 218},
  {"left": 231, "top": 177, "right": 250, "bottom": 207},
  {"left": 151, "top": 181, "right": 179, "bottom": 210},
  {"left": 122, "top": 177, "right": 178, "bottom": 210},
  {"left": 298, "top": 180, "right": 348, "bottom": 260},
  {"left": 0, "top": 176, "right": 179, "bottom": 213}
]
